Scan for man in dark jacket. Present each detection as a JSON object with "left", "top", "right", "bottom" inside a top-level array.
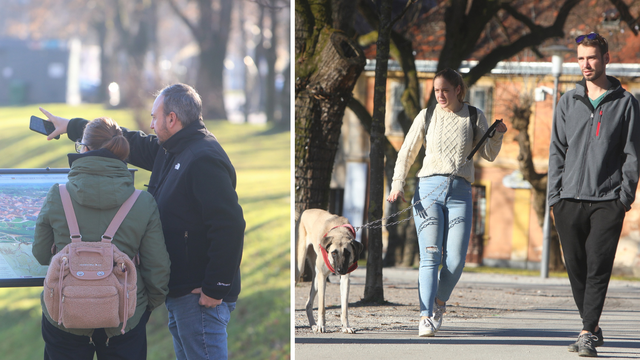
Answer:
[
  {"left": 548, "top": 32, "right": 640, "bottom": 357},
  {"left": 40, "top": 83, "right": 245, "bottom": 360}
]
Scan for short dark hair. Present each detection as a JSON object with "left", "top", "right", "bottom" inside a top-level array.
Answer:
[
  {"left": 576, "top": 32, "right": 608, "bottom": 57},
  {"left": 158, "top": 83, "right": 202, "bottom": 126}
]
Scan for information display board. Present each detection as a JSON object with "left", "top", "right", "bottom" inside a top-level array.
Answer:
[
  {"left": 0, "top": 169, "right": 69, "bottom": 287},
  {"left": 0, "top": 168, "right": 136, "bottom": 287}
]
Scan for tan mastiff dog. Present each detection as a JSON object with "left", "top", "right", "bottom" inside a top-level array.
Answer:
[{"left": 295, "top": 209, "right": 364, "bottom": 333}]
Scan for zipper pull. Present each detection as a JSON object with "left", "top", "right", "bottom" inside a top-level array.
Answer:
[{"left": 596, "top": 110, "right": 603, "bottom": 137}]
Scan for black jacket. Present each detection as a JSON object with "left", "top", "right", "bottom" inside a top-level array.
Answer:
[{"left": 68, "top": 118, "right": 245, "bottom": 302}]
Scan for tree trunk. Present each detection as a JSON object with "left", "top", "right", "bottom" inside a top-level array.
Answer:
[
  {"left": 196, "top": 0, "right": 232, "bottom": 120},
  {"left": 92, "top": 19, "right": 109, "bottom": 104},
  {"left": 264, "top": 1, "right": 278, "bottom": 123},
  {"left": 363, "top": 0, "right": 395, "bottom": 304},
  {"left": 167, "top": 0, "right": 232, "bottom": 120},
  {"left": 295, "top": 28, "right": 366, "bottom": 219},
  {"left": 113, "top": 0, "right": 157, "bottom": 130},
  {"left": 358, "top": 0, "right": 422, "bottom": 267},
  {"left": 511, "top": 97, "right": 565, "bottom": 271}
]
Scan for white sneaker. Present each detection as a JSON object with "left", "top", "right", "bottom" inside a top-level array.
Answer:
[
  {"left": 431, "top": 302, "right": 446, "bottom": 331},
  {"left": 419, "top": 317, "right": 437, "bottom": 337}
]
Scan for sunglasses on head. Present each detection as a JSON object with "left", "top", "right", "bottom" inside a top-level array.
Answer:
[{"left": 575, "top": 32, "right": 599, "bottom": 44}]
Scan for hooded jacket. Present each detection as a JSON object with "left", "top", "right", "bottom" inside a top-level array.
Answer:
[
  {"left": 549, "top": 76, "right": 640, "bottom": 209},
  {"left": 33, "top": 149, "right": 171, "bottom": 338},
  {"left": 67, "top": 118, "right": 245, "bottom": 302}
]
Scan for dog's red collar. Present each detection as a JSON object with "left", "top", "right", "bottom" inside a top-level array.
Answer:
[
  {"left": 322, "top": 224, "right": 356, "bottom": 238},
  {"left": 321, "top": 224, "right": 358, "bottom": 274}
]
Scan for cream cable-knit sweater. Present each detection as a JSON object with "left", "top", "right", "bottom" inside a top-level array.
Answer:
[{"left": 391, "top": 104, "right": 504, "bottom": 194}]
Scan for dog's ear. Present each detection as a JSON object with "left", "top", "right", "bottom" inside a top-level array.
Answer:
[
  {"left": 320, "top": 236, "right": 332, "bottom": 251},
  {"left": 351, "top": 239, "right": 364, "bottom": 257}
]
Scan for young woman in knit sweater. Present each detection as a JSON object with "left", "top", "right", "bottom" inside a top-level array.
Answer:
[{"left": 387, "top": 68, "right": 507, "bottom": 337}]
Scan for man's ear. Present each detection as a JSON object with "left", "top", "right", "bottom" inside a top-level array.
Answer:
[
  {"left": 167, "top": 112, "right": 183, "bottom": 132},
  {"left": 604, "top": 52, "right": 610, "bottom": 65}
]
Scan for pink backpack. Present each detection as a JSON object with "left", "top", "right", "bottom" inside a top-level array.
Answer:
[{"left": 43, "top": 184, "right": 140, "bottom": 334}]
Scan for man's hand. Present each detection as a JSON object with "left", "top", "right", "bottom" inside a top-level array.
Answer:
[
  {"left": 39, "top": 107, "right": 70, "bottom": 141},
  {"left": 191, "top": 287, "right": 222, "bottom": 308}
]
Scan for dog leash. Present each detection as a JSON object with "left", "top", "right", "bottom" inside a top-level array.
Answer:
[
  {"left": 320, "top": 224, "right": 359, "bottom": 274},
  {"left": 353, "top": 119, "right": 503, "bottom": 233}
]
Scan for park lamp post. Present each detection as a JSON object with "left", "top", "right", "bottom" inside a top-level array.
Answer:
[{"left": 540, "top": 45, "right": 572, "bottom": 279}]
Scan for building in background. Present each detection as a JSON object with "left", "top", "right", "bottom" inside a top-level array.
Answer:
[{"left": 333, "top": 56, "right": 640, "bottom": 275}]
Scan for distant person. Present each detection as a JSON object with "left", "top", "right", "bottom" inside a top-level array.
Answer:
[
  {"left": 387, "top": 68, "right": 507, "bottom": 337},
  {"left": 548, "top": 32, "right": 640, "bottom": 357},
  {"left": 33, "top": 117, "right": 171, "bottom": 360},
  {"left": 40, "top": 83, "right": 245, "bottom": 360}
]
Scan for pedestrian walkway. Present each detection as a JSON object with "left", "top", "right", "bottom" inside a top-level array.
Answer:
[{"left": 295, "top": 268, "right": 640, "bottom": 359}]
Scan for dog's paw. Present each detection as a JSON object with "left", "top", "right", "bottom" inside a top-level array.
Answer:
[
  {"left": 342, "top": 327, "right": 356, "bottom": 334},
  {"left": 312, "top": 325, "right": 326, "bottom": 333}
]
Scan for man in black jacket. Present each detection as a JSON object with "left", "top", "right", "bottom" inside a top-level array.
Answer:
[
  {"left": 40, "top": 83, "right": 245, "bottom": 360},
  {"left": 548, "top": 33, "right": 640, "bottom": 357}
]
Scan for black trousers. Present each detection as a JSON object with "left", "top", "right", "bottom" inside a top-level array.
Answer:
[
  {"left": 42, "top": 310, "right": 150, "bottom": 360},
  {"left": 552, "top": 199, "right": 625, "bottom": 333}
]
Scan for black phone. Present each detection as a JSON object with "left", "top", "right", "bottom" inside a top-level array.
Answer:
[{"left": 29, "top": 115, "right": 60, "bottom": 139}]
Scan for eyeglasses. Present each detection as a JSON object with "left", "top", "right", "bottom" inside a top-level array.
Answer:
[
  {"left": 575, "top": 32, "right": 600, "bottom": 44},
  {"left": 75, "top": 142, "right": 88, "bottom": 153}
]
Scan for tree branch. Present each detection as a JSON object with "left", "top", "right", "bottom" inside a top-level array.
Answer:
[
  {"left": 166, "top": 0, "right": 200, "bottom": 41},
  {"left": 608, "top": 0, "right": 639, "bottom": 35},
  {"left": 501, "top": 3, "right": 538, "bottom": 32},
  {"left": 390, "top": 0, "right": 417, "bottom": 27},
  {"left": 465, "top": 0, "right": 581, "bottom": 86}
]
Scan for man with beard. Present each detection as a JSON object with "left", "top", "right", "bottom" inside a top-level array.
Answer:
[
  {"left": 548, "top": 32, "right": 640, "bottom": 357},
  {"left": 40, "top": 84, "right": 245, "bottom": 360}
]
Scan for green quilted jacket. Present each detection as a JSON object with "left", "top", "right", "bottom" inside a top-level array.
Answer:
[{"left": 33, "top": 150, "right": 171, "bottom": 338}]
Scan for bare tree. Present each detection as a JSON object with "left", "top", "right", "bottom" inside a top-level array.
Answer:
[
  {"left": 112, "top": 0, "right": 158, "bottom": 130},
  {"left": 167, "top": 0, "right": 233, "bottom": 120}
]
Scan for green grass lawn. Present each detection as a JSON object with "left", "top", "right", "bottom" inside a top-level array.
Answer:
[{"left": 0, "top": 104, "right": 291, "bottom": 359}]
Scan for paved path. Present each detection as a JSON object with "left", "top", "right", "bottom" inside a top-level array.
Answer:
[{"left": 295, "top": 268, "right": 640, "bottom": 360}]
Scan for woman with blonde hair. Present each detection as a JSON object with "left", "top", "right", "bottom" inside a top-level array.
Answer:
[
  {"left": 33, "top": 117, "right": 171, "bottom": 360},
  {"left": 387, "top": 68, "right": 507, "bottom": 337}
]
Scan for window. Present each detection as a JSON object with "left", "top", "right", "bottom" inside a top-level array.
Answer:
[
  {"left": 385, "top": 81, "right": 406, "bottom": 136},
  {"left": 468, "top": 86, "right": 493, "bottom": 122}
]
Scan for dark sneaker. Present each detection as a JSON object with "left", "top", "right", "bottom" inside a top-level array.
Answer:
[
  {"left": 568, "top": 328, "right": 603, "bottom": 352},
  {"left": 577, "top": 332, "right": 599, "bottom": 357}
]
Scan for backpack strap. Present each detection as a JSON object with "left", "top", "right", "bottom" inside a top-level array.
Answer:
[
  {"left": 59, "top": 184, "right": 142, "bottom": 244},
  {"left": 423, "top": 105, "right": 436, "bottom": 139},
  {"left": 102, "top": 190, "right": 142, "bottom": 243},
  {"left": 469, "top": 105, "right": 478, "bottom": 139},
  {"left": 59, "top": 184, "right": 82, "bottom": 243}
]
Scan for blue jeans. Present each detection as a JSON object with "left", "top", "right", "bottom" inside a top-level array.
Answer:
[
  {"left": 165, "top": 293, "right": 236, "bottom": 360},
  {"left": 413, "top": 175, "right": 472, "bottom": 317}
]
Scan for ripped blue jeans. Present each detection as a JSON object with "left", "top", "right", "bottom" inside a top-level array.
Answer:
[{"left": 413, "top": 175, "right": 472, "bottom": 317}]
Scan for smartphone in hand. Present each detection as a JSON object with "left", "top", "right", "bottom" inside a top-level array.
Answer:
[{"left": 29, "top": 115, "right": 60, "bottom": 139}]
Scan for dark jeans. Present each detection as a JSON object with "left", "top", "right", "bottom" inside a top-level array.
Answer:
[
  {"left": 42, "top": 310, "right": 151, "bottom": 360},
  {"left": 552, "top": 199, "right": 625, "bottom": 333}
]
